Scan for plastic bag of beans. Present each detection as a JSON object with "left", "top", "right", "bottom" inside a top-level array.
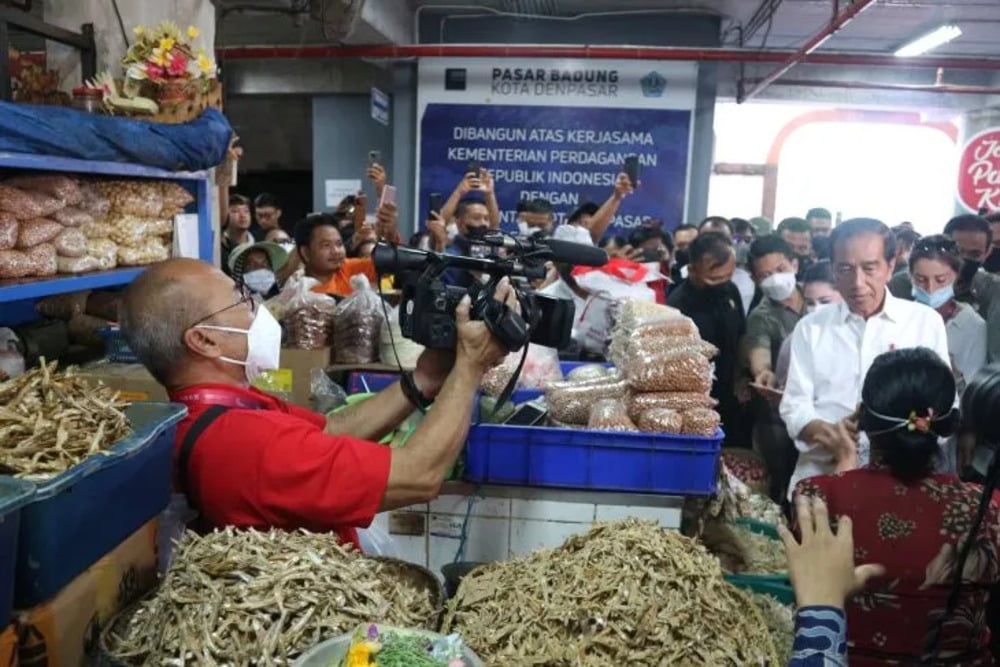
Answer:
[
  {"left": 613, "top": 301, "right": 685, "bottom": 333},
  {"left": 57, "top": 255, "right": 100, "bottom": 274},
  {"left": 78, "top": 182, "right": 111, "bottom": 220},
  {"left": 615, "top": 335, "right": 718, "bottom": 364},
  {"left": 117, "top": 238, "right": 169, "bottom": 266},
  {"left": 681, "top": 408, "right": 722, "bottom": 437},
  {"left": 86, "top": 239, "right": 118, "bottom": 270},
  {"left": 0, "top": 184, "right": 62, "bottom": 220},
  {"left": 159, "top": 182, "right": 194, "bottom": 210},
  {"left": 636, "top": 408, "right": 684, "bottom": 434},
  {"left": 26, "top": 243, "right": 57, "bottom": 276},
  {"left": 623, "top": 349, "right": 713, "bottom": 393},
  {"left": 16, "top": 218, "right": 62, "bottom": 248},
  {"left": 5, "top": 174, "right": 82, "bottom": 206},
  {"left": 83, "top": 221, "right": 114, "bottom": 239},
  {"left": 52, "top": 206, "right": 94, "bottom": 228},
  {"left": 0, "top": 213, "right": 17, "bottom": 250},
  {"left": 95, "top": 180, "right": 163, "bottom": 218},
  {"left": 332, "top": 275, "right": 385, "bottom": 364},
  {"left": 588, "top": 398, "right": 638, "bottom": 432},
  {"left": 627, "top": 392, "right": 718, "bottom": 420},
  {"left": 108, "top": 214, "right": 152, "bottom": 247},
  {"left": 0, "top": 249, "right": 32, "bottom": 278},
  {"left": 53, "top": 228, "right": 87, "bottom": 258},
  {"left": 546, "top": 378, "right": 629, "bottom": 425},
  {"left": 566, "top": 363, "right": 613, "bottom": 382}
]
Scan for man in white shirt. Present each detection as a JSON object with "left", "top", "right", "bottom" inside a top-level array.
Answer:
[{"left": 780, "top": 218, "right": 951, "bottom": 496}]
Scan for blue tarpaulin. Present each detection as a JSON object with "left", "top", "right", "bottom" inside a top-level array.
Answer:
[{"left": 0, "top": 102, "right": 232, "bottom": 172}]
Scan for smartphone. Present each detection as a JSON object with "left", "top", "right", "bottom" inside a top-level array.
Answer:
[
  {"left": 428, "top": 192, "right": 443, "bottom": 218},
  {"left": 368, "top": 150, "right": 381, "bottom": 167},
  {"left": 623, "top": 155, "right": 640, "bottom": 188},
  {"left": 466, "top": 160, "right": 483, "bottom": 178},
  {"left": 503, "top": 403, "right": 548, "bottom": 426},
  {"left": 750, "top": 382, "right": 784, "bottom": 399},
  {"left": 379, "top": 184, "right": 397, "bottom": 209}
]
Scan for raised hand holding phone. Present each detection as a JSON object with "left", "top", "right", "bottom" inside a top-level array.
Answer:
[{"left": 623, "top": 155, "right": 641, "bottom": 189}]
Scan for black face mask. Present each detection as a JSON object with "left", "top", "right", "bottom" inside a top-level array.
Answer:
[
  {"left": 960, "top": 259, "right": 982, "bottom": 284},
  {"left": 796, "top": 255, "right": 814, "bottom": 279},
  {"left": 675, "top": 250, "right": 690, "bottom": 268},
  {"left": 465, "top": 226, "right": 489, "bottom": 240},
  {"left": 695, "top": 282, "right": 731, "bottom": 299}
]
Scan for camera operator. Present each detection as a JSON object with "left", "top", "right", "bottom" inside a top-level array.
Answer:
[
  {"left": 439, "top": 166, "right": 500, "bottom": 230},
  {"left": 119, "top": 258, "right": 518, "bottom": 551}
]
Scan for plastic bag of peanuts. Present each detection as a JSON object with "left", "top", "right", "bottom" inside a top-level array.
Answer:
[
  {"left": 636, "top": 408, "right": 684, "bottom": 434},
  {"left": 681, "top": 408, "right": 722, "bottom": 437},
  {"left": 623, "top": 349, "right": 713, "bottom": 394},
  {"left": 546, "top": 377, "right": 629, "bottom": 425},
  {"left": 588, "top": 398, "right": 638, "bottom": 432},
  {"left": 627, "top": 392, "right": 718, "bottom": 420}
]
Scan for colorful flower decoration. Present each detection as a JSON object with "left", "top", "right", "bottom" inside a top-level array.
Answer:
[{"left": 122, "top": 21, "right": 216, "bottom": 85}]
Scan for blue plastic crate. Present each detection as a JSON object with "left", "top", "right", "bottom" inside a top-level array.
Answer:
[
  {"left": 465, "top": 424, "right": 723, "bottom": 495},
  {"left": 100, "top": 326, "right": 139, "bottom": 364},
  {"left": 0, "top": 478, "right": 34, "bottom": 626},
  {"left": 13, "top": 402, "right": 186, "bottom": 608},
  {"left": 346, "top": 371, "right": 400, "bottom": 395}
]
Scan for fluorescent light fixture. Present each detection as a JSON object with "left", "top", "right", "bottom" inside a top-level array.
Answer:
[{"left": 895, "top": 25, "right": 962, "bottom": 58}]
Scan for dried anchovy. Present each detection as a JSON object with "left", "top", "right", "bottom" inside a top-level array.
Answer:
[
  {"left": 749, "top": 592, "right": 795, "bottom": 666},
  {"left": 443, "top": 519, "right": 778, "bottom": 666},
  {"left": 729, "top": 524, "right": 789, "bottom": 575},
  {"left": 0, "top": 359, "right": 130, "bottom": 479},
  {"left": 106, "top": 528, "right": 440, "bottom": 666}
]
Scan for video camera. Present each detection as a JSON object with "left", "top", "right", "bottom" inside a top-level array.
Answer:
[{"left": 372, "top": 233, "right": 608, "bottom": 352}]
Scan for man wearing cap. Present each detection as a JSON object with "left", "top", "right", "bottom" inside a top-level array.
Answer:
[{"left": 228, "top": 241, "right": 289, "bottom": 300}]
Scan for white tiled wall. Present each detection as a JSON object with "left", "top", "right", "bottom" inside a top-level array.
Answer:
[{"left": 383, "top": 487, "right": 683, "bottom": 578}]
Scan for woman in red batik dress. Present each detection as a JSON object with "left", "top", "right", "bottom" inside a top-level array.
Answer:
[{"left": 794, "top": 347, "right": 1000, "bottom": 666}]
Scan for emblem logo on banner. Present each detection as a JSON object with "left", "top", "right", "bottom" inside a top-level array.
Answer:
[
  {"left": 640, "top": 71, "right": 667, "bottom": 98},
  {"left": 957, "top": 128, "right": 1000, "bottom": 212}
]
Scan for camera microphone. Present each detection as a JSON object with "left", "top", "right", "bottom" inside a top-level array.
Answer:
[{"left": 483, "top": 234, "right": 608, "bottom": 267}]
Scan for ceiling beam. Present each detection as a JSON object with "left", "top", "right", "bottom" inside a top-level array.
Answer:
[{"left": 738, "top": 0, "right": 878, "bottom": 103}]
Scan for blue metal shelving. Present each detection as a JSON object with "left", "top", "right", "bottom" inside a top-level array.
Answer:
[{"left": 0, "top": 153, "right": 214, "bottom": 325}]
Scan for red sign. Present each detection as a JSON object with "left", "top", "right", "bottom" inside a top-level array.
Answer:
[{"left": 958, "top": 128, "right": 1000, "bottom": 213}]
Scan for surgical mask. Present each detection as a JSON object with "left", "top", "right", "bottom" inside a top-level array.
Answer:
[
  {"left": 445, "top": 222, "right": 459, "bottom": 241},
  {"left": 243, "top": 269, "right": 276, "bottom": 295},
  {"left": 195, "top": 306, "right": 282, "bottom": 384},
  {"left": 675, "top": 250, "right": 690, "bottom": 268},
  {"left": 913, "top": 284, "right": 955, "bottom": 310},
  {"left": 517, "top": 221, "right": 531, "bottom": 238},
  {"left": 806, "top": 302, "right": 833, "bottom": 315},
  {"left": 760, "top": 272, "right": 797, "bottom": 302}
]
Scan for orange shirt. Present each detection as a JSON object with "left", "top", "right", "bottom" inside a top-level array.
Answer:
[{"left": 310, "top": 258, "right": 377, "bottom": 297}]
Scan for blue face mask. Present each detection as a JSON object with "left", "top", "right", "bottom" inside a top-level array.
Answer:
[{"left": 913, "top": 284, "right": 955, "bottom": 309}]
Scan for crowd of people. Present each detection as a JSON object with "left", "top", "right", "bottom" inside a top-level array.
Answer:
[{"left": 188, "top": 159, "right": 1000, "bottom": 665}]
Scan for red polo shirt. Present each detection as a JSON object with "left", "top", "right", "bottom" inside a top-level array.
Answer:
[{"left": 170, "top": 384, "right": 392, "bottom": 550}]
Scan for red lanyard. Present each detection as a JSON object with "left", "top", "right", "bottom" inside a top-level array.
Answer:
[{"left": 170, "top": 387, "right": 270, "bottom": 410}]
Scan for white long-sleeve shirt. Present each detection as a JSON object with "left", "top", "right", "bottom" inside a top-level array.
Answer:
[{"left": 780, "top": 290, "right": 951, "bottom": 495}]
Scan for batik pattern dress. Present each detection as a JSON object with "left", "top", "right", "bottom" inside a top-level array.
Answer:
[{"left": 795, "top": 465, "right": 1000, "bottom": 666}]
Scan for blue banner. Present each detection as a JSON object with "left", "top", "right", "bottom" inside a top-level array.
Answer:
[{"left": 419, "top": 102, "right": 691, "bottom": 235}]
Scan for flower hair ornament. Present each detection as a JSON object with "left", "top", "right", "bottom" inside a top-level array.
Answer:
[{"left": 863, "top": 405, "right": 954, "bottom": 437}]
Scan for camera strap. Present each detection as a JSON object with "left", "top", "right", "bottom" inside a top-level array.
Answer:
[{"left": 489, "top": 342, "right": 530, "bottom": 420}]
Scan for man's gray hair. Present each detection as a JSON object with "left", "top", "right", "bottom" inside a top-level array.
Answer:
[{"left": 119, "top": 275, "right": 198, "bottom": 385}]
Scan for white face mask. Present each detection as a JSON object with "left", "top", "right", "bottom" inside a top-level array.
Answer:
[
  {"left": 806, "top": 302, "right": 834, "bottom": 315},
  {"left": 517, "top": 221, "right": 531, "bottom": 238},
  {"left": 243, "top": 269, "right": 276, "bottom": 295},
  {"left": 195, "top": 306, "right": 282, "bottom": 384},
  {"left": 445, "top": 222, "right": 459, "bottom": 241},
  {"left": 760, "top": 271, "right": 797, "bottom": 302}
]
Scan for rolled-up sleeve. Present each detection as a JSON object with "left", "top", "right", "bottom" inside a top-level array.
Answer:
[{"left": 780, "top": 321, "right": 820, "bottom": 449}]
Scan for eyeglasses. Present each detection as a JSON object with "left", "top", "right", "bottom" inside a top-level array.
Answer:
[
  {"left": 188, "top": 283, "right": 256, "bottom": 330},
  {"left": 914, "top": 237, "right": 958, "bottom": 255}
]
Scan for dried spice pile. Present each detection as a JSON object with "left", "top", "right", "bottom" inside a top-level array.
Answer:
[
  {"left": 106, "top": 528, "right": 441, "bottom": 666},
  {"left": 0, "top": 360, "right": 131, "bottom": 478},
  {"left": 749, "top": 592, "right": 795, "bottom": 665},
  {"left": 730, "top": 524, "right": 789, "bottom": 574},
  {"left": 443, "top": 520, "right": 778, "bottom": 666}
]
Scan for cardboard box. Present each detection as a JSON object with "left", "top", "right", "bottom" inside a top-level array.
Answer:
[
  {"left": 0, "top": 624, "right": 15, "bottom": 667},
  {"left": 75, "top": 362, "right": 168, "bottom": 403},
  {"left": 16, "top": 521, "right": 157, "bottom": 667},
  {"left": 258, "top": 347, "right": 332, "bottom": 409}
]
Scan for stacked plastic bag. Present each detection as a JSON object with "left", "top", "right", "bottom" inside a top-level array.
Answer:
[
  {"left": 0, "top": 174, "right": 192, "bottom": 278},
  {"left": 606, "top": 301, "right": 722, "bottom": 437}
]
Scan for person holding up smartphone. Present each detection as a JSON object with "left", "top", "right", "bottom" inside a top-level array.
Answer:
[{"left": 439, "top": 163, "right": 500, "bottom": 231}]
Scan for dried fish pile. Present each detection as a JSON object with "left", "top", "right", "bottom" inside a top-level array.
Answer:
[
  {"left": 731, "top": 524, "right": 788, "bottom": 574},
  {"left": 443, "top": 519, "right": 778, "bottom": 666},
  {"left": 749, "top": 592, "right": 795, "bottom": 665},
  {"left": 105, "top": 528, "right": 440, "bottom": 666},
  {"left": 0, "top": 360, "right": 130, "bottom": 479}
]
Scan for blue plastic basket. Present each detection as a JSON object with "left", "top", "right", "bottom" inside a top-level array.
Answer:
[
  {"left": 100, "top": 326, "right": 139, "bottom": 364},
  {"left": 464, "top": 424, "right": 723, "bottom": 495},
  {"left": 346, "top": 372, "right": 400, "bottom": 395},
  {"left": 0, "top": 478, "right": 34, "bottom": 626},
  {"left": 13, "top": 402, "right": 186, "bottom": 608}
]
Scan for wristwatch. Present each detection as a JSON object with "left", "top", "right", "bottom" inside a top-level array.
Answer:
[{"left": 400, "top": 371, "right": 434, "bottom": 411}]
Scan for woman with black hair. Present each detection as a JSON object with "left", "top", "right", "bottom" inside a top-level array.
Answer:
[
  {"left": 911, "top": 235, "right": 988, "bottom": 394},
  {"left": 795, "top": 347, "right": 1000, "bottom": 666}
]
